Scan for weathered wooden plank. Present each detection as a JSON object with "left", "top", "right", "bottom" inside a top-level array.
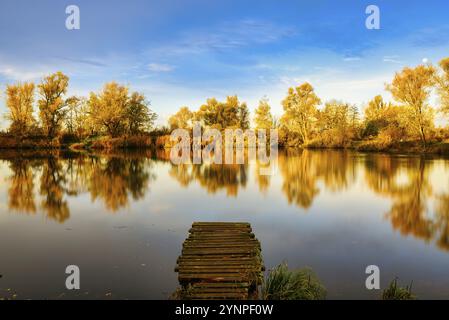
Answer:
[
  {"left": 182, "top": 249, "right": 259, "bottom": 256},
  {"left": 190, "top": 288, "right": 248, "bottom": 294},
  {"left": 188, "top": 293, "right": 247, "bottom": 300},
  {"left": 182, "top": 243, "right": 260, "bottom": 250},
  {"left": 177, "top": 267, "right": 262, "bottom": 273},
  {"left": 192, "top": 282, "right": 249, "bottom": 288},
  {"left": 188, "top": 232, "right": 255, "bottom": 237},
  {"left": 178, "top": 261, "right": 261, "bottom": 267},
  {"left": 179, "top": 274, "right": 250, "bottom": 282},
  {"left": 175, "top": 222, "right": 264, "bottom": 300},
  {"left": 192, "top": 222, "right": 250, "bottom": 227}
]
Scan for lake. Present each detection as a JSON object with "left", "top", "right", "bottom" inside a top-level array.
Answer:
[{"left": 1, "top": 149, "right": 449, "bottom": 299}]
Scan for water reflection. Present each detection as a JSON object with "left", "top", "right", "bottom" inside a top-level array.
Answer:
[
  {"left": 2, "top": 149, "right": 449, "bottom": 253},
  {"left": 362, "top": 155, "right": 449, "bottom": 251},
  {"left": 278, "top": 150, "right": 356, "bottom": 208},
  {"left": 7, "top": 158, "right": 37, "bottom": 214},
  {"left": 3, "top": 151, "right": 155, "bottom": 221},
  {"left": 169, "top": 163, "right": 248, "bottom": 196}
]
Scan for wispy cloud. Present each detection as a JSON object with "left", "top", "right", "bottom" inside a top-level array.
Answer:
[
  {"left": 55, "top": 57, "right": 107, "bottom": 67},
  {"left": 0, "top": 65, "right": 47, "bottom": 81},
  {"left": 411, "top": 26, "right": 449, "bottom": 48},
  {"left": 148, "top": 63, "right": 175, "bottom": 72},
  {"left": 383, "top": 55, "right": 402, "bottom": 64},
  {"left": 343, "top": 56, "right": 362, "bottom": 62},
  {"left": 146, "top": 19, "right": 294, "bottom": 57}
]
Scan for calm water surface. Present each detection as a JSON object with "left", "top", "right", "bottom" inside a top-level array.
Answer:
[{"left": 1, "top": 149, "right": 449, "bottom": 299}]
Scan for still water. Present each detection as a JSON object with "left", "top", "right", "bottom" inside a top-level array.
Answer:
[{"left": 1, "top": 149, "right": 449, "bottom": 299}]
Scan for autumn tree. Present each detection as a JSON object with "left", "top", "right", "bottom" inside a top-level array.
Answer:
[
  {"left": 65, "top": 96, "right": 91, "bottom": 138},
  {"left": 5, "top": 82, "right": 36, "bottom": 134},
  {"left": 386, "top": 65, "right": 435, "bottom": 146},
  {"left": 88, "top": 82, "right": 129, "bottom": 137},
  {"left": 197, "top": 96, "right": 242, "bottom": 129},
  {"left": 126, "top": 91, "right": 157, "bottom": 134},
  {"left": 168, "top": 106, "right": 194, "bottom": 130},
  {"left": 254, "top": 98, "right": 273, "bottom": 130},
  {"left": 315, "top": 100, "right": 359, "bottom": 147},
  {"left": 38, "top": 72, "right": 70, "bottom": 138},
  {"left": 362, "top": 95, "right": 406, "bottom": 142},
  {"left": 363, "top": 95, "right": 391, "bottom": 137},
  {"left": 237, "top": 102, "right": 250, "bottom": 130},
  {"left": 435, "top": 57, "right": 449, "bottom": 117},
  {"left": 281, "top": 82, "right": 321, "bottom": 145}
]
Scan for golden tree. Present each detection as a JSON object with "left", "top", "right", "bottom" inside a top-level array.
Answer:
[
  {"left": 315, "top": 100, "right": 359, "bottom": 147},
  {"left": 435, "top": 57, "right": 449, "bottom": 116},
  {"left": 364, "top": 95, "right": 390, "bottom": 122},
  {"left": 237, "top": 102, "right": 250, "bottom": 130},
  {"left": 168, "top": 106, "right": 194, "bottom": 130},
  {"left": 38, "top": 72, "right": 70, "bottom": 138},
  {"left": 5, "top": 82, "right": 36, "bottom": 134},
  {"left": 281, "top": 82, "right": 321, "bottom": 145},
  {"left": 197, "top": 96, "right": 243, "bottom": 129},
  {"left": 386, "top": 65, "right": 435, "bottom": 146},
  {"left": 88, "top": 82, "right": 129, "bottom": 137},
  {"left": 126, "top": 91, "right": 157, "bottom": 134},
  {"left": 254, "top": 98, "right": 273, "bottom": 130}
]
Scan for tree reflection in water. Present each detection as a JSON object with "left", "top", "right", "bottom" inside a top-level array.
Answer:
[
  {"left": 3, "top": 149, "right": 449, "bottom": 252},
  {"left": 278, "top": 149, "right": 356, "bottom": 209},
  {"left": 169, "top": 163, "right": 247, "bottom": 196},
  {"left": 7, "top": 158, "right": 37, "bottom": 214},
  {"left": 4, "top": 151, "right": 154, "bottom": 222}
]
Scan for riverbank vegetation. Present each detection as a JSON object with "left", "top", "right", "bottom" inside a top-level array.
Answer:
[
  {"left": 166, "top": 57, "right": 449, "bottom": 154},
  {"left": 262, "top": 262, "right": 327, "bottom": 300},
  {"left": 1, "top": 72, "right": 157, "bottom": 150},
  {"left": 1, "top": 58, "right": 449, "bottom": 153},
  {"left": 382, "top": 278, "right": 416, "bottom": 300}
]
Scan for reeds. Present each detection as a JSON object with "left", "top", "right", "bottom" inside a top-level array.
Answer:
[
  {"left": 382, "top": 278, "right": 416, "bottom": 300},
  {"left": 262, "top": 262, "right": 326, "bottom": 300}
]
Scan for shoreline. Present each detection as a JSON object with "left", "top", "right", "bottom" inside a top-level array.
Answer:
[{"left": 1, "top": 141, "right": 449, "bottom": 158}]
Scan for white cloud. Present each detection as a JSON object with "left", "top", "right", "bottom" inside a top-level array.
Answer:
[
  {"left": 144, "top": 19, "right": 294, "bottom": 58},
  {"left": 343, "top": 57, "right": 361, "bottom": 62},
  {"left": 0, "top": 66, "right": 46, "bottom": 81},
  {"left": 383, "top": 55, "right": 402, "bottom": 64},
  {"left": 148, "top": 63, "right": 175, "bottom": 72}
]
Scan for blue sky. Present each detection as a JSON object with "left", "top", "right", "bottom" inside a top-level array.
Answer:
[{"left": 0, "top": 0, "right": 448, "bottom": 128}]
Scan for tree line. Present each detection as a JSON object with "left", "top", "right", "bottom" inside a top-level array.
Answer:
[
  {"left": 3, "top": 72, "right": 157, "bottom": 140},
  {"left": 168, "top": 57, "right": 449, "bottom": 149},
  {"left": 3, "top": 57, "right": 449, "bottom": 150}
]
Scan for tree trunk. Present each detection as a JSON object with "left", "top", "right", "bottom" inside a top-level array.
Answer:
[{"left": 420, "top": 126, "right": 427, "bottom": 148}]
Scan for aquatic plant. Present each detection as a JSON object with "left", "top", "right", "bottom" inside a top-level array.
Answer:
[
  {"left": 382, "top": 278, "right": 416, "bottom": 300},
  {"left": 262, "top": 262, "right": 326, "bottom": 300}
]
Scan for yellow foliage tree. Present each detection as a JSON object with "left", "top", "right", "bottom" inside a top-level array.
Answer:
[
  {"left": 168, "top": 106, "right": 194, "bottom": 130},
  {"left": 88, "top": 82, "right": 129, "bottom": 137},
  {"left": 126, "top": 91, "right": 157, "bottom": 134},
  {"left": 5, "top": 82, "right": 36, "bottom": 134},
  {"left": 435, "top": 57, "right": 449, "bottom": 117},
  {"left": 65, "top": 96, "right": 91, "bottom": 137},
  {"left": 38, "top": 72, "right": 69, "bottom": 138},
  {"left": 281, "top": 82, "right": 321, "bottom": 145},
  {"left": 316, "top": 100, "right": 359, "bottom": 147},
  {"left": 254, "top": 98, "right": 273, "bottom": 130},
  {"left": 386, "top": 65, "right": 435, "bottom": 146},
  {"left": 197, "top": 96, "right": 242, "bottom": 130}
]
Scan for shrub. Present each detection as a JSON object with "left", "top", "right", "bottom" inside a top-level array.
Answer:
[
  {"left": 262, "top": 263, "right": 326, "bottom": 300},
  {"left": 382, "top": 278, "right": 416, "bottom": 300}
]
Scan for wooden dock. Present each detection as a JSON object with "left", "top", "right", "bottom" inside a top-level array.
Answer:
[{"left": 175, "top": 222, "right": 264, "bottom": 300}]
